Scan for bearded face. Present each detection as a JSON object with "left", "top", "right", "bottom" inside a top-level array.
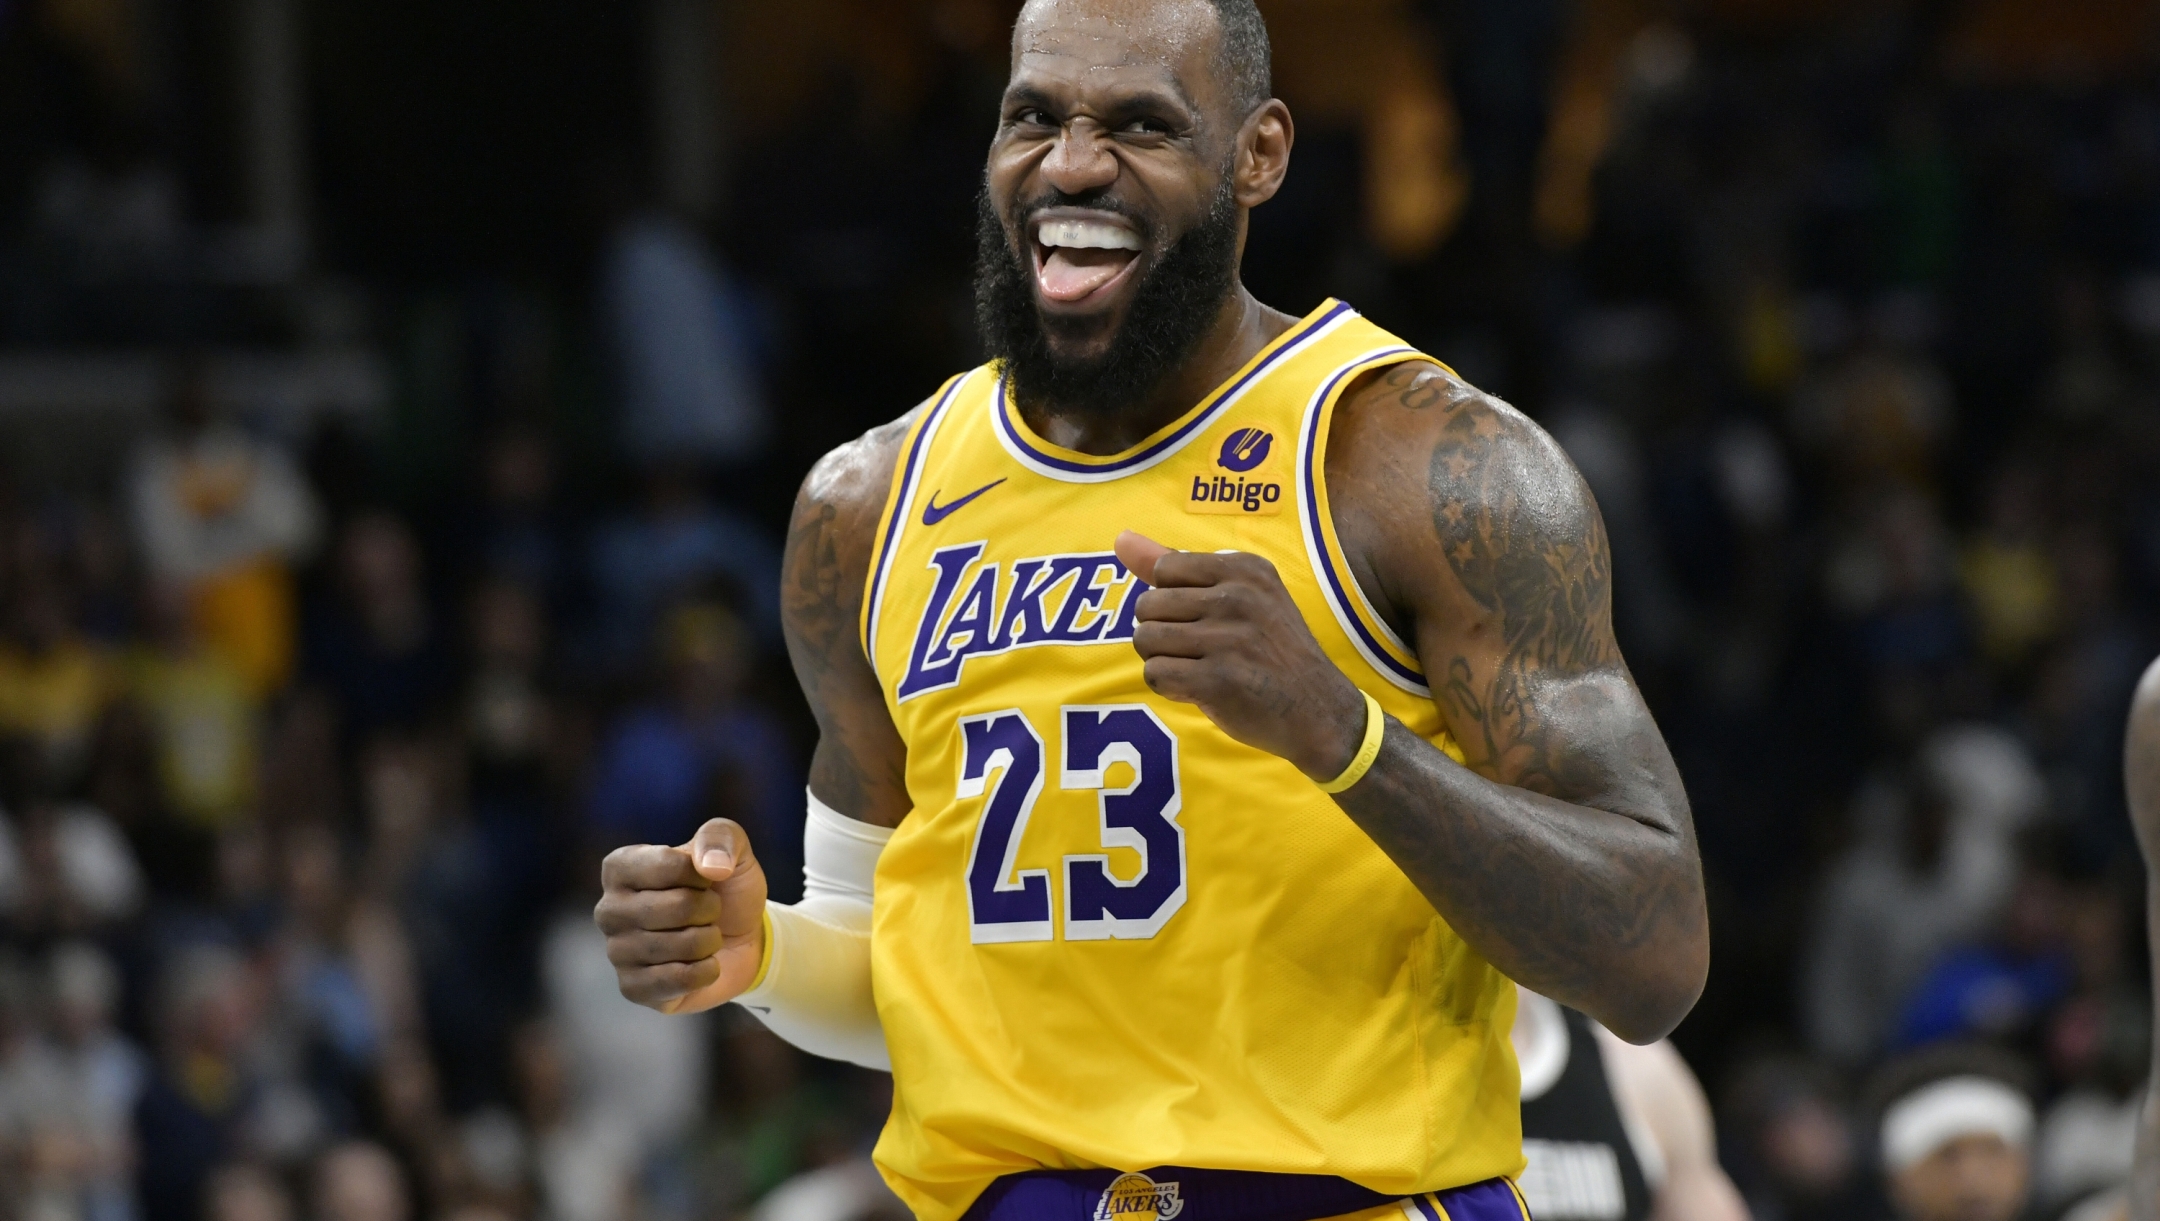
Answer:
[{"left": 973, "top": 171, "right": 1242, "bottom": 420}]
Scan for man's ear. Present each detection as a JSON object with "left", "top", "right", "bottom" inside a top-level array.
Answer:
[{"left": 1234, "top": 99, "right": 1294, "bottom": 210}]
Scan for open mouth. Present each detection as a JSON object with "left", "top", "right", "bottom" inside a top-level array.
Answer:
[{"left": 1031, "top": 215, "right": 1144, "bottom": 306}]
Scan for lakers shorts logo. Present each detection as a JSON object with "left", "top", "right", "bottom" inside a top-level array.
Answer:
[{"left": 1093, "top": 1173, "right": 1184, "bottom": 1221}]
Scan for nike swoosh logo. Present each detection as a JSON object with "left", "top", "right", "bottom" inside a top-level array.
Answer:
[{"left": 921, "top": 478, "right": 1007, "bottom": 526}]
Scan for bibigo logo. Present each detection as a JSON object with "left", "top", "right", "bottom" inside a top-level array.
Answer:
[
  {"left": 1217, "top": 427, "right": 1273, "bottom": 472},
  {"left": 1188, "top": 428, "right": 1282, "bottom": 515},
  {"left": 1092, "top": 1173, "right": 1184, "bottom": 1221}
]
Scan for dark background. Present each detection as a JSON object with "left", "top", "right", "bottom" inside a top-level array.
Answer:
[{"left": 0, "top": 0, "right": 2154, "bottom": 1219}]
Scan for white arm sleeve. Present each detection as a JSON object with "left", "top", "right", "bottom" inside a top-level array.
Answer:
[{"left": 732, "top": 790, "right": 892, "bottom": 1070}]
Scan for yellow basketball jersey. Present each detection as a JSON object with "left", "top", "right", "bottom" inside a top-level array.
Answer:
[{"left": 861, "top": 300, "right": 1524, "bottom": 1221}]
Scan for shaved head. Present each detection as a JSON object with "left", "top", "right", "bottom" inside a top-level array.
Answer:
[
  {"left": 1201, "top": 0, "right": 1272, "bottom": 121},
  {"left": 1012, "top": 0, "right": 1273, "bottom": 128}
]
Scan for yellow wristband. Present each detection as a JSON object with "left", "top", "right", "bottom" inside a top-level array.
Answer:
[
  {"left": 1318, "top": 691, "right": 1386, "bottom": 794},
  {"left": 744, "top": 905, "right": 776, "bottom": 992}
]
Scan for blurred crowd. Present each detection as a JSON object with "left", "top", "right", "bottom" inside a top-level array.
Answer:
[
  {"left": 0, "top": 347, "right": 902, "bottom": 1221},
  {"left": 3, "top": 0, "right": 2160, "bottom": 1220}
]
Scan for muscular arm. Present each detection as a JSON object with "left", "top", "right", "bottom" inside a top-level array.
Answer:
[
  {"left": 2125, "top": 657, "right": 2160, "bottom": 1221},
  {"left": 1121, "top": 361, "right": 1705, "bottom": 1042},
  {"left": 1594, "top": 1027, "right": 1752, "bottom": 1221},
  {"left": 783, "top": 416, "right": 918, "bottom": 830},
  {"left": 1321, "top": 362, "right": 1707, "bottom": 1041}
]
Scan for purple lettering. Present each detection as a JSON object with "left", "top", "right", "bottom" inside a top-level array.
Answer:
[
  {"left": 898, "top": 542, "right": 986, "bottom": 698},
  {"left": 1042, "top": 557, "right": 1128, "bottom": 642},
  {"left": 992, "top": 558, "right": 1066, "bottom": 647}
]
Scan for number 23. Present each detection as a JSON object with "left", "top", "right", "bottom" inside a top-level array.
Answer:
[{"left": 957, "top": 705, "right": 1186, "bottom": 944}]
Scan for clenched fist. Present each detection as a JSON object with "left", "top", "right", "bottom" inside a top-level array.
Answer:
[
  {"left": 1113, "top": 530, "right": 1369, "bottom": 783},
  {"left": 594, "top": 818, "right": 767, "bottom": 1014}
]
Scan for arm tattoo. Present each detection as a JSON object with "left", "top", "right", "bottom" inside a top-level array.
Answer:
[
  {"left": 1322, "top": 365, "right": 1705, "bottom": 1038},
  {"left": 1423, "top": 389, "right": 1619, "bottom": 797},
  {"left": 780, "top": 417, "right": 916, "bottom": 824},
  {"left": 781, "top": 496, "right": 849, "bottom": 695}
]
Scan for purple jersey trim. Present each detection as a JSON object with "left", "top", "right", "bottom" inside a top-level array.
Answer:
[
  {"left": 863, "top": 374, "right": 971, "bottom": 672},
  {"left": 994, "top": 301, "right": 1356, "bottom": 477},
  {"left": 1297, "top": 351, "right": 1427, "bottom": 689},
  {"left": 1422, "top": 1180, "right": 1532, "bottom": 1221}
]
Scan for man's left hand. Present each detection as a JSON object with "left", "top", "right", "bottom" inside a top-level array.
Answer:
[{"left": 1114, "top": 530, "right": 1370, "bottom": 784}]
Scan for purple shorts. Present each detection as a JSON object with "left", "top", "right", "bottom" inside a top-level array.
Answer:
[{"left": 961, "top": 1169, "right": 1530, "bottom": 1221}]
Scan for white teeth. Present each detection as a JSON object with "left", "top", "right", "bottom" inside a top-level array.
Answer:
[{"left": 1036, "top": 219, "right": 1142, "bottom": 252}]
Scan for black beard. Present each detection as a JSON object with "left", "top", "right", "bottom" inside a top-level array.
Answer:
[{"left": 973, "top": 180, "right": 1241, "bottom": 420}]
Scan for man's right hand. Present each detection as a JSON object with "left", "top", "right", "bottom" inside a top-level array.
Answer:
[{"left": 595, "top": 818, "right": 768, "bottom": 1015}]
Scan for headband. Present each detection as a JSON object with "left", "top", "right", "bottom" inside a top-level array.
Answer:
[{"left": 1880, "top": 1076, "right": 2033, "bottom": 1172}]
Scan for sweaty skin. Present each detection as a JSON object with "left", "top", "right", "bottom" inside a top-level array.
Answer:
[
  {"left": 596, "top": 0, "right": 1708, "bottom": 1045},
  {"left": 2126, "top": 657, "right": 2160, "bottom": 1221}
]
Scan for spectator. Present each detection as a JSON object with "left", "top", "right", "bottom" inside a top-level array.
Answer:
[
  {"left": 462, "top": 577, "right": 566, "bottom": 928},
  {"left": 2036, "top": 1086, "right": 2140, "bottom": 1221},
  {"left": 701, "top": 1016, "right": 823, "bottom": 1214},
  {"left": 586, "top": 466, "right": 781, "bottom": 665},
  {"left": 310, "top": 1141, "right": 409, "bottom": 1221},
  {"left": 2024, "top": 523, "right": 2149, "bottom": 864},
  {"left": 302, "top": 515, "right": 453, "bottom": 750},
  {"left": 509, "top": 1016, "right": 635, "bottom": 1221},
  {"left": 1790, "top": 297, "right": 1952, "bottom": 494},
  {"left": 202, "top": 1162, "right": 293, "bottom": 1221},
  {"left": 2031, "top": 866, "right": 2145, "bottom": 1215},
  {"left": 48, "top": 941, "right": 148, "bottom": 1221},
  {"left": 1824, "top": 489, "right": 1968, "bottom": 673},
  {"left": 1893, "top": 828, "right": 2078, "bottom": 1053},
  {"left": 1803, "top": 720, "right": 2043, "bottom": 1065},
  {"left": 1867, "top": 1047, "right": 2036, "bottom": 1221},
  {"left": 1722, "top": 1054, "right": 1871, "bottom": 1221},
  {"left": 1958, "top": 462, "right": 2057, "bottom": 671},
  {"left": 79, "top": 700, "right": 214, "bottom": 903},
  {"left": 123, "top": 584, "right": 257, "bottom": 831},
  {"left": 0, "top": 952, "right": 110, "bottom": 1221},
  {"left": 586, "top": 595, "right": 798, "bottom": 890},
  {"left": 464, "top": 425, "right": 579, "bottom": 625},
  {"left": 134, "top": 944, "right": 264, "bottom": 1221},
  {"left": 451, "top": 1102, "right": 533, "bottom": 1220},
  {"left": 360, "top": 721, "right": 541, "bottom": 1130},
  {"left": 597, "top": 176, "right": 770, "bottom": 470},
  {"left": 127, "top": 358, "right": 320, "bottom": 698},
  {"left": 270, "top": 822, "right": 422, "bottom": 1133},
  {"left": 348, "top": 736, "right": 509, "bottom": 1112},
  {"left": 0, "top": 740, "right": 146, "bottom": 936},
  {"left": 0, "top": 561, "right": 116, "bottom": 785},
  {"left": 536, "top": 894, "right": 708, "bottom": 1221}
]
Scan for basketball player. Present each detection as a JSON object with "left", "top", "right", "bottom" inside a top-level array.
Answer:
[
  {"left": 2123, "top": 656, "right": 2160, "bottom": 1221},
  {"left": 1511, "top": 985, "right": 1748, "bottom": 1221},
  {"left": 595, "top": 2, "right": 1710, "bottom": 1220}
]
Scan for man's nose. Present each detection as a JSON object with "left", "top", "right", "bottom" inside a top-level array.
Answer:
[{"left": 1040, "top": 120, "right": 1119, "bottom": 195}]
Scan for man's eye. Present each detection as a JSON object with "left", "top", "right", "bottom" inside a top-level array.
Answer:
[
  {"left": 1014, "top": 109, "right": 1055, "bottom": 128},
  {"left": 1122, "top": 118, "right": 1172, "bottom": 136}
]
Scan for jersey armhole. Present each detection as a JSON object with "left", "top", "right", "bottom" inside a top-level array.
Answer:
[
  {"left": 860, "top": 371, "right": 974, "bottom": 673},
  {"left": 1295, "top": 348, "right": 1434, "bottom": 697}
]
